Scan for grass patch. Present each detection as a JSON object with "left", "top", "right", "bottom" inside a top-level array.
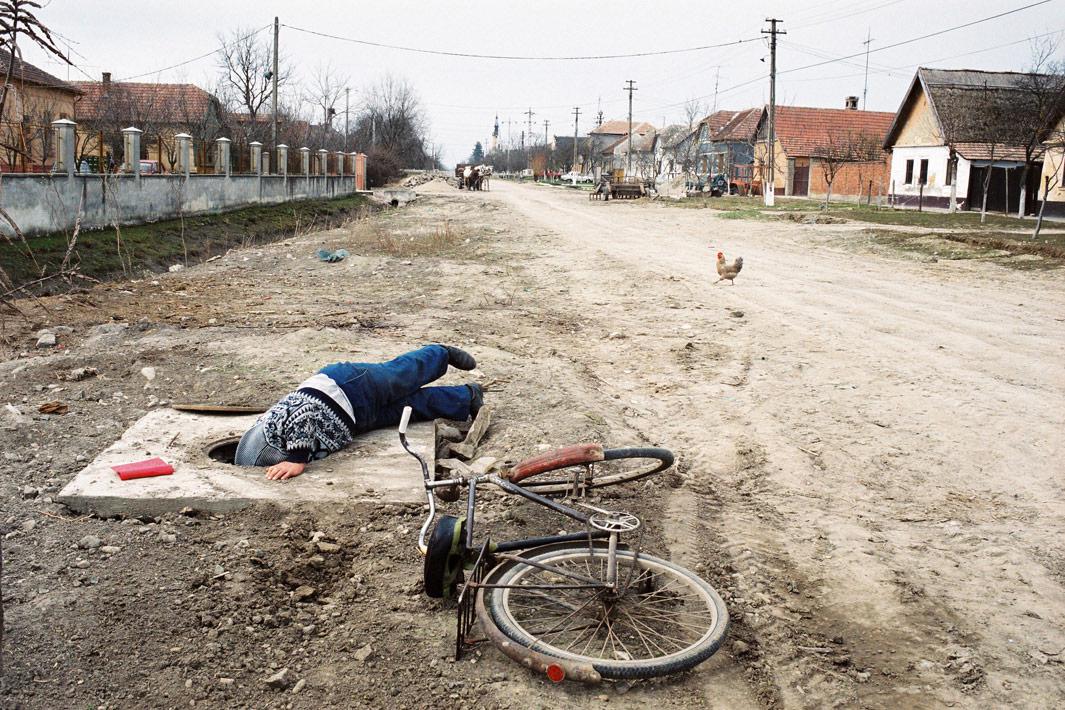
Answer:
[
  {"left": 1, "top": 194, "right": 371, "bottom": 292},
  {"left": 862, "top": 228, "right": 1064, "bottom": 269},
  {"left": 664, "top": 194, "right": 1048, "bottom": 230},
  {"left": 361, "top": 220, "right": 466, "bottom": 257}
]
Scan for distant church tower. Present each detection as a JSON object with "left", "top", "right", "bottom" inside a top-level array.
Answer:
[{"left": 489, "top": 114, "right": 499, "bottom": 153}]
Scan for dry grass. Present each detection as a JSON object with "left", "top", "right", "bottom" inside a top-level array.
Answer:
[{"left": 361, "top": 220, "right": 466, "bottom": 258}]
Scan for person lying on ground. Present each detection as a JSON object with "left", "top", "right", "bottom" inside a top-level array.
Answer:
[{"left": 234, "top": 344, "right": 482, "bottom": 481}]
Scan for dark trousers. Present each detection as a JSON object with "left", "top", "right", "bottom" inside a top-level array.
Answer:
[{"left": 319, "top": 345, "right": 473, "bottom": 433}]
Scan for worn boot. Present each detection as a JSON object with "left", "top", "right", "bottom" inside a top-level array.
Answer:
[
  {"left": 466, "top": 383, "right": 484, "bottom": 417},
  {"left": 445, "top": 345, "right": 476, "bottom": 371}
]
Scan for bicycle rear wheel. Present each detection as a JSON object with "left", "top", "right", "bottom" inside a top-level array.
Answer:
[
  {"left": 514, "top": 447, "right": 674, "bottom": 495},
  {"left": 481, "top": 543, "right": 728, "bottom": 680}
]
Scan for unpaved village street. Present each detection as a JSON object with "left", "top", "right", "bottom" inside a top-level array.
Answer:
[{"left": 3, "top": 179, "right": 1065, "bottom": 709}]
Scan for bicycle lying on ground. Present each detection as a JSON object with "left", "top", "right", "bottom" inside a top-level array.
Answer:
[{"left": 397, "top": 407, "right": 729, "bottom": 684}]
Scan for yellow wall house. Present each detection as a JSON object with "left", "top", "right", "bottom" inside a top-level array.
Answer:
[
  {"left": 0, "top": 50, "right": 80, "bottom": 172},
  {"left": 1039, "top": 113, "right": 1065, "bottom": 218},
  {"left": 73, "top": 73, "right": 226, "bottom": 173}
]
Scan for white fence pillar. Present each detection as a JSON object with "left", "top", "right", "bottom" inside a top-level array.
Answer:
[
  {"left": 51, "top": 118, "right": 76, "bottom": 177},
  {"left": 250, "top": 141, "right": 262, "bottom": 176},
  {"left": 174, "top": 133, "right": 192, "bottom": 177},
  {"left": 121, "top": 126, "right": 142, "bottom": 178},
  {"left": 215, "top": 137, "right": 231, "bottom": 176},
  {"left": 277, "top": 144, "right": 288, "bottom": 176},
  {"left": 300, "top": 147, "right": 310, "bottom": 176},
  {"left": 336, "top": 151, "right": 345, "bottom": 178},
  {"left": 318, "top": 149, "right": 328, "bottom": 176}
]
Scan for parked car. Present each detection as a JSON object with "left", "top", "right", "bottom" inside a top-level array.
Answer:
[
  {"left": 139, "top": 160, "right": 162, "bottom": 175},
  {"left": 560, "top": 171, "right": 594, "bottom": 184}
]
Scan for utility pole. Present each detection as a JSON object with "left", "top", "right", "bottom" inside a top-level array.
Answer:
[
  {"left": 371, "top": 116, "right": 376, "bottom": 149},
  {"left": 543, "top": 119, "right": 550, "bottom": 178},
  {"left": 712, "top": 67, "right": 720, "bottom": 114},
  {"left": 624, "top": 80, "right": 637, "bottom": 176},
  {"left": 571, "top": 106, "right": 581, "bottom": 173},
  {"left": 271, "top": 16, "right": 279, "bottom": 161},
  {"left": 344, "top": 87, "right": 350, "bottom": 151},
  {"left": 505, "top": 118, "right": 513, "bottom": 175},
  {"left": 524, "top": 107, "right": 535, "bottom": 167},
  {"left": 862, "top": 29, "right": 873, "bottom": 111},
  {"left": 596, "top": 96, "right": 603, "bottom": 128},
  {"left": 762, "top": 18, "right": 785, "bottom": 207}
]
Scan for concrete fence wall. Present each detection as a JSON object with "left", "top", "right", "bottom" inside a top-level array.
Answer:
[{"left": 1, "top": 172, "right": 361, "bottom": 237}]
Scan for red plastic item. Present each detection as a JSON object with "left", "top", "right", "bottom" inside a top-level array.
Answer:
[{"left": 112, "top": 457, "right": 174, "bottom": 481}]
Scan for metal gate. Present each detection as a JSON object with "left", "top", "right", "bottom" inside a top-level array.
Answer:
[{"left": 792, "top": 158, "right": 810, "bottom": 196}]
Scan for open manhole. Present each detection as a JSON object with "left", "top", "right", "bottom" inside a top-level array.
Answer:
[{"left": 206, "top": 436, "right": 242, "bottom": 464}]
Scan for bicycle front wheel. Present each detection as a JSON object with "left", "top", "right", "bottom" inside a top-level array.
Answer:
[
  {"left": 514, "top": 447, "right": 674, "bottom": 495},
  {"left": 482, "top": 544, "right": 728, "bottom": 680}
]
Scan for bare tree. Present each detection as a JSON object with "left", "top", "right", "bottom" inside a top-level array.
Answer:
[
  {"left": 217, "top": 26, "right": 287, "bottom": 121},
  {"left": 682, "top": 97, "right": 706, "bottom": 131},
  {"left": 1033, "top": 118, "right": 1064, "bottom": 237},
  {"left": 305, "top": 61, "right": 348, "bottom": 128},
  {"left": 1013, "top": 40, "right": 1065, "bottom": 217}
]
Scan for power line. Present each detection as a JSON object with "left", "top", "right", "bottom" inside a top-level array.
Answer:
[
  {"left": 114, "top": 24, "right": 272, "bottom": 82},
  {"left": 640, "top": 1, "right": 1055, "bottom": 114},
  {"left": 777, "top": 0, "right": 1053, "bottom": 78},
  {"left": 281, "top": 23, "right": 763, "bottom": 61}
]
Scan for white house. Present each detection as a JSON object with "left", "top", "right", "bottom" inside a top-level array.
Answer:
[{"left": 883, "top": 68, "right": 1051, "bottom": 214}]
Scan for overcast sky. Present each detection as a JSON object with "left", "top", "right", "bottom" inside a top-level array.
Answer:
[{"left": 22, "top": 0, "right": 1065, "bottom": 166}]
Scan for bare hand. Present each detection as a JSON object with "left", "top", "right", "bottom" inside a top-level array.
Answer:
[{"left": 265, "top": 461, "right": 306, "bottom": 480}]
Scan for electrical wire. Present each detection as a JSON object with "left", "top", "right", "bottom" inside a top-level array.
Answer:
[
  {"left": 639, "top": 0, "right": 1054, "bottom": 114},
  {"left": 114, "top": 24, "right": 272, "bottom": 82},
  {"left": 776, "top": 0, "right": 1054, "bottom": 78},
  {"left": 281, "top": 23, "right": 764, "bottom": 61}
]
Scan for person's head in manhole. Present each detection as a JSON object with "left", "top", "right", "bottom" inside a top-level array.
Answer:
[{"left": 234, "top": 345, "right": 483, "bottom": 481}]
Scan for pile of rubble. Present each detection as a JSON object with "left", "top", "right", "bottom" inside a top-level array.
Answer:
[{"left": 401, "top": 172, "right": 443, "bottom": 188}]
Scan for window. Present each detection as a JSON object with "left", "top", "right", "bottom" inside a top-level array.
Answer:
[
  {"left": 904, "top": 159, "right": 914, "bottom": 185},
  {"left": 919, "top": 159, "right": 929, "bottom": 185}
]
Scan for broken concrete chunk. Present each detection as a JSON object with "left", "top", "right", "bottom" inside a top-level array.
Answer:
[
  {"left": 353, "top": 644, "right": 373, "bottom": 663},
  {"left": 265, "top": 668, "right": 291, "bottom": 689},
  {"left": 448, "top": 405, "right": 492, "bottom": 460},
  {"left": 469, "top": 456, "right": 499, "bottom": 475},
  {"left": 140, "top": 366, "right": 156, "bottom": 382},
  {"left": 316, "top": 542, "right": 341, "bottom": 554},
  {"left": 293, "top": 585, "right": 316, "bottom": 601},
  {"left": 36, "top": 332, "right": 57, "bottom": 348},
  {"left": 78, "top": 535, "right": 102, "bottom": 549}
]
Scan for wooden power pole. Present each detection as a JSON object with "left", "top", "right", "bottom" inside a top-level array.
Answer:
[
  {"left": 272, "top": 17, "right": 279, "bottom": 162},
  {"left": 572, "top": 106, "right": 581, "bottom": 173},
  {"left": 762, "top": 18, "right": 785, "bottom": 207},
  {"left": 624, "top": 80, "right": 637, "bottom": 176}
]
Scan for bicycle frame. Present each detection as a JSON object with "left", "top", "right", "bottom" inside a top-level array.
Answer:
[{"left": 398, "top": 408, "right": 622, "bottom": 591}]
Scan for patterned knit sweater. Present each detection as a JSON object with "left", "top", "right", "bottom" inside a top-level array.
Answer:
[{"left": 261, "top": 390, "right": 355, "bottom": 463}]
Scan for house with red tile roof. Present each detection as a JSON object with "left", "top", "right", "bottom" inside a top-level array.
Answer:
[
  {"left": 588, "top": 119, "right": 656, "bottom": 176},
  {"left": 72, "top": 73, "right": 225, "bottom": 172},
  {"left": 0, "top": 50, "right": 81, "bottom": 171},
  {"left": 754, "top": 100, "right": 895, "bottom": 200}
]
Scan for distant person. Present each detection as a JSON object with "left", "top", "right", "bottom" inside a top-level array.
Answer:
[
  {"left": 234, "top": 345, "right": 483, "bottom": 480},
  {"left": 107, "top": 154, "right": 115, "bottom": 173}
]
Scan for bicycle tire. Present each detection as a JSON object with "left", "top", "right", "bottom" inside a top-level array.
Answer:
[
  {"left": 482, "top": 543, "right": 728, "bottom": 680},
  {"left": 423, "top": 515, "right": 466, "bottom": 599},
  {"left": 515, "top": 447, "right": 674, "bottom": 494}
]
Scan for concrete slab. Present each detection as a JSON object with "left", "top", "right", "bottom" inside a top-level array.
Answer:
[{"left": 57, "top": 408, "right": 431, "bottom": 517}]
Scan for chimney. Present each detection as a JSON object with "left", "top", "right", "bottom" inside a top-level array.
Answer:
[
  {"left": 102, "top": 72, "right": 111, "bottom": 85},
  {"left": 845, "top": 96, "right": 859, "bottom": 110}
]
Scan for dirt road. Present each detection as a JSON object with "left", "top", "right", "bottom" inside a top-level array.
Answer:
[
  {"left": 3, "top": 178, "right": 1063, "bottom": 708},
  {"left": 474, "top": 179, "right": 1065, "bottom": 707}
]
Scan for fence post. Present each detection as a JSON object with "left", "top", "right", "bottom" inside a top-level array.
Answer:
[
  {"left": 336, "top": 150, "right": 345, "bottom": 178},
  {"left": 263, "top": 151, "right": 270, "bottom": 176},
  {"left": 250, "top": 141, "right": 262, "bottom": 176},
  {"left": 346, "top": 151, "right": 356, "bottom": 177},
  {"left": 355, "top": 152, "right": 367, "bottom": 190},
  {"left": 277, "top": 144, "right": 288, "bottom": 177},
  {"left": 51, "top": 118, "right": 76, "bottom": 177},
  {"left": 300, "top": 147, "right": 310, "bottom": 178},
  {"left": 175, "top": 133, "right": 192, "bottom": 178},
  {"left": 317, "top": 149, "right": 328, "bottom": 177},
  {"left": 215, "top": 137, "right": 231, "bottom": 176},
  {"left": 121, "top": 126, "right": 142, "bottom": 180}
]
